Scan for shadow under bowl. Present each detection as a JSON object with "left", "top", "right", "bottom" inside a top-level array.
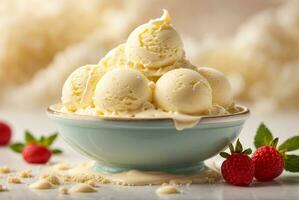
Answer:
[{"left": 47, "top": 104, "right": 249, "bottom": 174}]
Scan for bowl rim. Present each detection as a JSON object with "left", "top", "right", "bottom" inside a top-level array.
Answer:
[{"left": 47, "top": 104, "right": 250, "bottom": 124}]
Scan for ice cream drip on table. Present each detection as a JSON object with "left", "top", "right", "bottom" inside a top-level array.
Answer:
[
  {"left": 59, "top": 9, "right": 236, "bottom": 130},
  {"left": 39, "top": 161, "right": 221, "bottom": 187}
]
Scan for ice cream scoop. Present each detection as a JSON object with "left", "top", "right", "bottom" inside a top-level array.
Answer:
[
  {"left": 155, "top": 68, "right": 212, "bottom": 115},
  {"left": 125, "top": 10, "right": 184, "bottom": 77},
  {"left": 99, "top": 43, "right": 195, "bottom": 81},
  {"left": 98, "top": 44, "right": 127, "bottom": 71},
  {"left": 93, "top": 68, "right": 152, "bottom": 113},
  {"left": 61, "top": 65, "right": 104, "bottom": 112},
  {"left": 198, "top": 67, "right": 233, "bottom": 107}
]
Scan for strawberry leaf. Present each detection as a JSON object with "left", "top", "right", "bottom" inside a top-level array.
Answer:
[
  {"left": 254, "top": 123, "right": 273, "bottom": 148},
  {"left": 25, "top": 130, "right": 37, "bottom": 144},
  {"left": 242, "top": 148, "right": 252, "bottom": 155},
  {"left": 10, "top": 143, "right": 24, "bottom": 153},
  {"left": 284, "top": 154, "right": 299, "bottom": 172},
  {"left": 278, "top": 136, "right": 299, "bottom": 152},
  {"left": 52, "top": 149, "right": 63, "bottom": 155},
  {"left": 228, "top": 143, "right": 234, "bottom": 154},
  {"left": 39, "top": 136, "right": 46, "bottom": 146},
  {"left": 270, "top": 137, "right": 279, "bottom": 148},
  {"left": 220, "top": 152, "right": 230, "bottom": 158},
  {"left": 235, "top": 139, "right": 243, "bottom": 153},
  {"left": 44, "top": 133, "right": 58, "bottom": 147}
]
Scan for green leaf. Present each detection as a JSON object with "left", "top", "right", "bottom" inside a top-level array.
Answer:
[
  {"left": 220, "top": 152, "right": 230, "bottom": 158},
  {"left": 25, "top": 130, "right": 36, "bottom": 144},
  {"left": 254, "top": 123, "right": 273, "bottom": 148},
  {"left": 39, "top": 136, "right": 46, "bottom": 146},
  {"left": 9, "top": 143, "right": 24, "bottom": 153},
  {"left": 228, "top": 143, "right": 234, "bottom": 154},
  {"left": 278, "top": 136, "right": 299, "bottom": 152},
  {"left": 242, "top": 148, "right": 252, "bottom": 155},
  {"left": 235, "top": 139, "right": 243, "bottom": 153},
  {"left": 284, "top": 154, "right": 299, "bottom": 172},
  {"left": 44, "top": 133, "right": 58, "bottom": 147},
  {"left": 271, "top": 137, "right": 279, "bottom": 148},
  {"left": 52, "top": 149, "right": 63, "bottom": 155}
]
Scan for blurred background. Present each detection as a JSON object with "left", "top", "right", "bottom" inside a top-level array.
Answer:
[{"left": 0, "top": 0, "right": 298, "bottom": 114}]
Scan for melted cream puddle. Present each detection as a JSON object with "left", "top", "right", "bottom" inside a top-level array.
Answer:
[{"left": 41, "top": 161, "right": 221, "bottom": 186}]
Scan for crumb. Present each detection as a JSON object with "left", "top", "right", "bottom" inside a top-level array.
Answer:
[
  {"left": 40, "top": 174, "right": 60, "bottom": 185},
  {"left": 29, "top": 179, "right": 53, "bottom": 190},
  {"left": 7, "top": 177, "right": 21, "bottom": 184},
  {"left": 18, "top": 170, "right": 33, "bottom": 178},
  {"left": 169, "top": 179, "right": 192, "bottom": 185},
  {"left": 0, "top": 184, "right": 8, "bottom": 192},
  {"left": 59, "top": 186, "right": 68, "bottom": 194},
  {"left": 0, "top": 166, "right": 11, "bottom": 174},
  {"left": 53, "top": 163, "right": 72, "bottom": 171},
  {"left": 85, "top": 180, "right": 97, "bottom": 187},
  {"left": 70, "top": 183, "right": 96, "bottom": 193},
  {"left": 156, "top": 185, "right": 180, "bottom": 195}
]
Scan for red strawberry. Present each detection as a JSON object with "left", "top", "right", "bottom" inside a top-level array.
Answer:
[
  {"left": 0, "top": 121, "right": 12, "bottom": 145},
  {"left": 252, "top": 145, "right": 284, "bottom": 181},
  {"left": 10, "top": 130, "right": 63, "bottom": 164},
  {"left": 253, "top": 123, "right": 299, "bottom": 182},
  {"left": 220, "top": 139, "right": 254, "bottom": 186},
  {"left": 22, "top": 144, "right": 52, "bottom": 164}
]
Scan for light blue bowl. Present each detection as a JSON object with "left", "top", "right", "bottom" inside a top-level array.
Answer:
[{"left": 47, "top": 105, "right": 249, "bottom": 174}]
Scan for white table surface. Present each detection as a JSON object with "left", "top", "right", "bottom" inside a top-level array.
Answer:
[{"left": 0, "top": 107, "right": 299, "bottom": 200}]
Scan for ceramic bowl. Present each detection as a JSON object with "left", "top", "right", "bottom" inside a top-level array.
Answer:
[{"left": 47, "top": 104, "right": 249, "bottom": 173}]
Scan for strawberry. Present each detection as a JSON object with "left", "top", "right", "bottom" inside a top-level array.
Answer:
[
  {"left": 10, "top": 130, "right": 62, "bottom": 164},
  {"left": 253, "top": 123, "right": 299, "bottom": 182},
  {"left": 220, "top": 139, "right": 254, "bottom": 186},
  {"left": 0, "top": 121, "right": 12, "bottom": 145},
  {"left": 252, "top": 145, "right": 284, "bottom": 181},
  {"left": 22, "top": 144, "right": 52, "bottom": 164}
]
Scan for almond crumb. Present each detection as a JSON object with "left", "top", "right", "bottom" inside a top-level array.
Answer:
[
  {"left": 59, "top": 186, "right": 68, "bottom": 194},
  {"left": 40, "top": 174, "right": 60, "bottom": 185},
  {"left": 85, "top": 180, "right": 97, "bottom": 187},
  {"left": 53, "top": 163, "right": 72, "bottom": 171},
  {"left": 29, "top": 179, "right": 53, "bottom": 190},
  {"left": 18, "top": 170, "right": 33, "bottom": 178},
  {"left": 0, "top": 184, "right": 8, "bottom": 192},
  {"left": 70, "top": 183, "right": 96, "bottom": 193},
  {"left": 7, "top": 177, "right": 21, "bottom": 184},
  {"left": 156, "top": 185, "right": 180, "bottom": 195},
  {"left": 0, "top": 166, "right": 11, "bottom": 174}
]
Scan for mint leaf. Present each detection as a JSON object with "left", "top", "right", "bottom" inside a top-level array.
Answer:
[
  {"left": 25, "top": 130, "right": 37, "bottom": 144},
  {"left": 254, "top": 123, "right": 273, "bottom": 148},
  {"left": 278, "top": 136, "right": 299, "bottom": 152},
  {"left": 52, "top": 149, "right": 63, "bottom": 155},
  {"left": 44, "top": 133, "right": 58, "bottom": 147},
  {"left": 10, "top": 143, "right": 24, "bottom": 153},
  {"left": 284, "top": 154, "right": 299, "bottom": 172}
]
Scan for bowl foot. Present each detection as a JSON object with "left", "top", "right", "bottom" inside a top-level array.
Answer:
[{"left": 94, "top": 162, "right": 206, "bottom": 174}]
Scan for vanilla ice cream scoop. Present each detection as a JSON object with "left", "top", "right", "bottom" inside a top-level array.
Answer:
[
  {"left": 94, "top": 68, "right": 151, "bottom": 113},
  {"left": 155, "top": 68, "right": 212, "bottom": 115},
  {"left": 62, "top": 65, "right": 104, "bottom": 112},
  {"left": 98, "top": 44, "right": 127, "bottom": 71},
  {"left": 198, "top": 67, "right": 233, "bottom": 107},
  {"left": 125, "top": 9, "right": 184, "bottom": 71}
]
